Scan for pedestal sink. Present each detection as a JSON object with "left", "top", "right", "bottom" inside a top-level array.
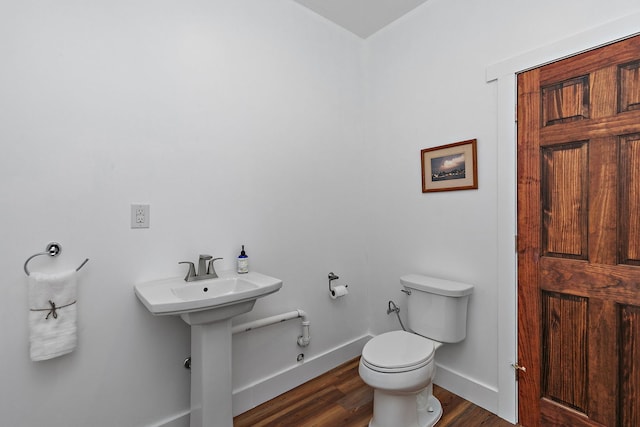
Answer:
[{"left": 134, "top": 271, "right": 283, "bottom": 427}]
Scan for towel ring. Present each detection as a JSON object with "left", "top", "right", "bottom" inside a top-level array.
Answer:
[{"left": 24, "top": 242, "right": 89, "bottom": 276}]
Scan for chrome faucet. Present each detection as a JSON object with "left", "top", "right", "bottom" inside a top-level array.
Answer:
[
  {"left": 197, "top": 254, "right": 212, "bottom": 277},
  {"left": 179, "top": 255, "right": 223, "bottom": 282}
]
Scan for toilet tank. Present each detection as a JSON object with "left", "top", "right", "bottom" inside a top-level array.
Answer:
[{"left": 400, "top": 274, "right": 474, "bottom": 343}]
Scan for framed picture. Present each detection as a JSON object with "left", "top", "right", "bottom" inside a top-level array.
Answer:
[{"left": 421, "top": 139, "right": 478, "bottom": 193}]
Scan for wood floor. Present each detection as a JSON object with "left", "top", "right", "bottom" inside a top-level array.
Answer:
[{"left": 234, "top": 357, "right": 516, "bottom": 427}]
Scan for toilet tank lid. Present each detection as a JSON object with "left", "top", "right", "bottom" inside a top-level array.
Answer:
[{"left": 400, "top": 274, "right": 474, "bottom": 297}]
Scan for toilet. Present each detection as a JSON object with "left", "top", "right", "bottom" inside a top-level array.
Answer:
[{"left": 359, "top": 274, "right": 474, "bottom": 427}]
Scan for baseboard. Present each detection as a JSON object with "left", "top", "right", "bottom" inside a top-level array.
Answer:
[
  {"left": 152, "top": 335, "right": 498, "bottom": 426},
  {"left": 151, "top": 410, "right": 189, "bottom": 427},
  {"left": 434, "top": 363, "right": 499, "bottom": 415},
  {"left": 153, "top": 334, "right": 372, "bottom": 426},
  {"left": 232, "top": 334, "right": 372, "bottom": 416}
]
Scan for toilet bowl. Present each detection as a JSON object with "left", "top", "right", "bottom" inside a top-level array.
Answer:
[
  {"left": 359, "top": 274, "right": 473, "bottom": 427},
  {"left": 359, "top": 330, "right": 442, "bottom": 427}
]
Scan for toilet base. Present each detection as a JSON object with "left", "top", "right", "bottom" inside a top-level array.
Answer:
[
  {"left": 368, "top": 387, "right": 442, "bottom": 427},
  {"left": 417, "top": 393, "right": 442, "bottom": 427}
]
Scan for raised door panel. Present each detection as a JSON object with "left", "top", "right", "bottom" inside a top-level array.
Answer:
[
  {"left": 619, "top": 135, "right": 640, "bottom": 265},
  {"left": 541, "top": 143, "right": 589, "bottom": 259},
  {"left": 620, "top": 304, "right": 640, "bottom": 426},
  {"left": 541, "top": 291, "right": 588, "bottom": 411},
  {"left": 541, "top": 76, "right": 590, "bottom": 126}
]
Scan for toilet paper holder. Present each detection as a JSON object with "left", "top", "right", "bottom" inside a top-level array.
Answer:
[{"left": 328, "top": 272, "right": 347, "bottom": 296}]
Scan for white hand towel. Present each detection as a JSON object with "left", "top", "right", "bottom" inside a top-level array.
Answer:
[{"left": 28, "top": 269, "right": 78, "bottom": 361}]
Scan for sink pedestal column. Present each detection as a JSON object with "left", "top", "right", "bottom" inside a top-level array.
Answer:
[{"left": 190, "top": 319, "right": 233, "bottom": 427}]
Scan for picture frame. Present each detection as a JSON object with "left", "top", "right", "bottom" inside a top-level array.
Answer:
[{"left": 421, "top": 139, "right": 478, "bottom": 193}]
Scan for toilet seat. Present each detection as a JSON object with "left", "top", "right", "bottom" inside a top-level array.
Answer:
[{"left": 362, "top": 330, "right": 435, "bottom": 373}]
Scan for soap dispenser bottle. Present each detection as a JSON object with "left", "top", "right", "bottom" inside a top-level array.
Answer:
[{"left": 237, "top": 245, "right": 249, "bottom": 274}]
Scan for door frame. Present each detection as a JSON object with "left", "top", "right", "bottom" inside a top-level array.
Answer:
[{"left": 486, "top": 13, "right": 640, "bottom": 425}]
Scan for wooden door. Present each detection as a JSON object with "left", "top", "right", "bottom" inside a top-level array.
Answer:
[{"left": 517, "top": 35, "right": 640, "bottom": 426}]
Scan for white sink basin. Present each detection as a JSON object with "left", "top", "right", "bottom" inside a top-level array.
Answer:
[
  {"left": 172, "top": 278, "right": 258, "bottom": 301},
  {"left": 135, "top": 269, "right": 283, "bottom": 427},
  {"left": 134, "top": 271, "right": 282, "bottom": 324}
]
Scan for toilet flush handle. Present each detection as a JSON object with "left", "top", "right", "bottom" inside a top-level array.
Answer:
[{"left": 401, "top": 289, "right": 411, "bottom": 296}]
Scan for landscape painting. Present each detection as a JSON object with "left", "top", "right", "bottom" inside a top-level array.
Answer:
[
  {"left": 421, "top": 139, "right": 478, "bottom": 192},
  {"left": 431, "top": 153, "right": 467, "bottom": 181}
]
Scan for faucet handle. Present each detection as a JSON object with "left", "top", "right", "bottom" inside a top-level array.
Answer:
[
  {"left": 207, "top": 257, "right": 223, "bottom": 278},
  {"left": 179, "top": 261, "right": 196, "bottom": 282}
]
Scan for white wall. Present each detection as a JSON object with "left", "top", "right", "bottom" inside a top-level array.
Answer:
[
  {"left": 365, "top": 0, "right": 640, "bottom": 421},
  {"left": 3, "top": 0, "right": 640, "bottom": 426},
  {"left": 0, "top": 1, "right": 369, "bottom": 426}
]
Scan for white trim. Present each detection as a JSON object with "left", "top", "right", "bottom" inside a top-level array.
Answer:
[
  {"left": 232, "top": 334, "right": 372, "bottom": 416},
  {"left": 154, "top": 335, "right": 372, "bottom": 426},
  {"left": 495, "top": 72, "right": 519, "bottom": 424},
  {"left": 487, "top": 12, "right": 640, "bottom": 81},
  {"left": 488, "top": 11, "right": 640, "bottom": 425},
  {"left": 434, "top": 363, "right": 499, "bottom": 415},
  {"left": 152, "top": 410, "right": 189, "bottom": 427}
]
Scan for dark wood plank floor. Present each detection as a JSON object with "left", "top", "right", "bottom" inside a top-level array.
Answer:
[{"left": 234, "top": 357, "right": 516, "bottom": 427}]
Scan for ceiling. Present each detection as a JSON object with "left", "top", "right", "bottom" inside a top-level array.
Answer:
[{"left": 294, "top": 0, "right": 430, "bottom": 39}]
